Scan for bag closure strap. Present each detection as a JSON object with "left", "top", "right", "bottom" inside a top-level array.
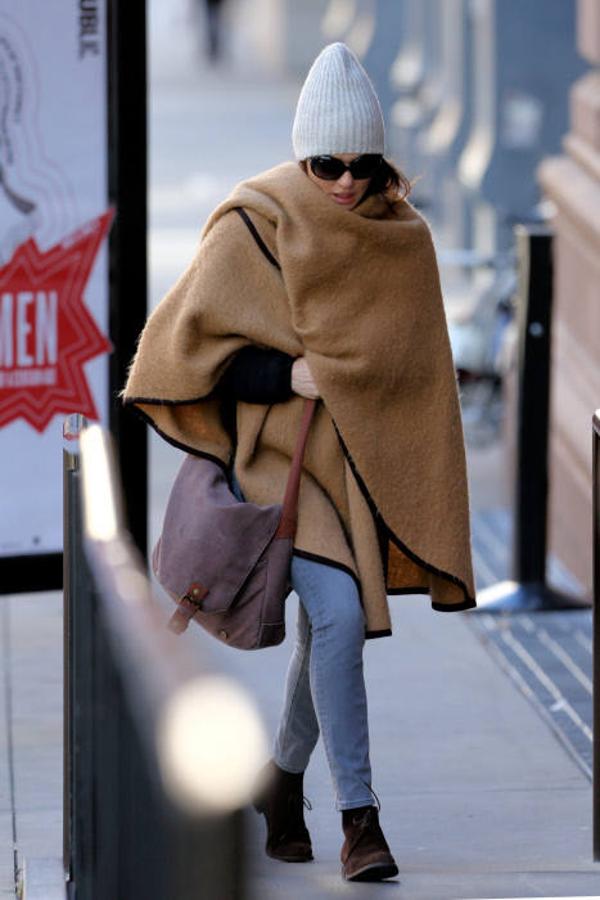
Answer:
[{"left": 275, "top": 397, "right": 317, "bottom": 539}]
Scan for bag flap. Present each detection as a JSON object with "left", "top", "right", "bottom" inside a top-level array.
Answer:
[{"left": 153, "top": 454, "right": 283, "bottom": 613}]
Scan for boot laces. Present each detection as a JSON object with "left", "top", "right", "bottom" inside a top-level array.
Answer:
[
  {"left": 345, "top": 781, "right": 381, "bottom": 829},
  {"left": 280, "top": 790, "right": 312, "bottom": 842},
  {"left": 345, "top": 782, "right": 383, "bottom": 853},
  {"left": 288, "top": 791, "right": 312, "bottom": 817}
]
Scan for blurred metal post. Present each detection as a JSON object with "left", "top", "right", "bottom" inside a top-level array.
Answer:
[
  {"left": 63, "top": 413, "right": 93, "bottom": 895},
  {"left": 419, "top": 0, "right": 471, "bottom": 237},
  {"left": 389, "top": 0, "right": 441, "bottom": 202},
  {"left": 594, "top": 409, "right": 600, "bottom": 859},
  {"left": 456, "top": 0, "right": 586, "bottom": 255},
  {"left": 475, "top": 225, "right": 587, "bottom": 612},
  {"left": 61, "top": 417, "right": 267, "bottom": 899}
]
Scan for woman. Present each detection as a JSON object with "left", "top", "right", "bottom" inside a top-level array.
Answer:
[{"left": 122, "top": 43, "right": 476, "bottom": 883}]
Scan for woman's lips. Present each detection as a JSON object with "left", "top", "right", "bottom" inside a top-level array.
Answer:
[{"left": 333, "top": 193, "right": 355, "bottom": 204}]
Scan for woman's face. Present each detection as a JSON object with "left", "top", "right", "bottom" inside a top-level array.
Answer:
[{"left": 305, "top": 153, "right": 372, "bottom": 209}]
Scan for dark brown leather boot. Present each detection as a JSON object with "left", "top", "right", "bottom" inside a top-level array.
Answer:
[
  {"left": 341, "top": 805, "right": 399, "bottom": 881},
  {"left": 253, "top": 760, "right": 313, "bottom": 862}
]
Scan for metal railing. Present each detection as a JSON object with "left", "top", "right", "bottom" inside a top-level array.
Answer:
[
  {"left": 62, "top": 415, "right": 267, "bottom": 899},
  {"left": 593, "top": 409, "right": 600, "bottom": 860}
]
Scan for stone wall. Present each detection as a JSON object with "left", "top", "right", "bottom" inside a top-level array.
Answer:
[{"left": 537, "top": 0, "right": 600, "bottom": 598}]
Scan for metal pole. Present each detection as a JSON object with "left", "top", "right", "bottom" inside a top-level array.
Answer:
[
  {"left": 513, "top": 225, "right": 552, "bottom": 583},
  {"left": 475, "top": 225, "right": 587, "bottom": 612},
  {"left": 62, "top": 422, "right": 75, "bottom": 882},
  {"left": 63, "top": 413, "right": 97, "bottom": 899},
  {"left": 106, "top": 0, "right": 148, "bottom": 556},
  {"left": 63, "top": 414, "right": 85, "bottom": 884},
  {"left": 593, "top": 410, "right": 600, "bottom": 859}
]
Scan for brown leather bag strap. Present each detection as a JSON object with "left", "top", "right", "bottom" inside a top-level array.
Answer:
[{"left": 275, "top": 397, "right": 317, "bottom": 538}]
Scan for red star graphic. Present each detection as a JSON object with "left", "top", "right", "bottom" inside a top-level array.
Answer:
[{"left": 0, "top": 209, "right": 114, "bottom": 432}]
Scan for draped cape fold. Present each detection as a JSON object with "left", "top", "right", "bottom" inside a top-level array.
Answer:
[{"left": 122, "top": 161, "right": 477, "bottom": 636}]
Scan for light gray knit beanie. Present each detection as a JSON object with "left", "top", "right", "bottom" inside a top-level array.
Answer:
[{"left": 292, "top": 42, "right": 385, "bottom": 160}]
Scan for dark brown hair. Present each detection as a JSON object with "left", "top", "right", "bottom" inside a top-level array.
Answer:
[
  {"left": 299, "top": 156, "right": 413, "bottom": 204},
  {"left": 361, "top": 157, "right": 412, "bottom": 202}
]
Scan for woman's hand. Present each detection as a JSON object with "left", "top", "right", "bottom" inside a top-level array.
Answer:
[{"left": 291, "top": 357, "right": 321, "bottom": 399}]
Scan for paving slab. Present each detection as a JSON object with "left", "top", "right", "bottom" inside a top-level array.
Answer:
[
  {"left": 0, "top": 592, "right": 63, "bottom": 897},
  {"left": 9, "top": 592, "right": 62, "bottom": 839},
  {"left": 0, "top": 600, "right": 16, "bottom": 897},
  {"left": 469, "top": 611, "right": 593, "bottom": 780},
  {"left": 0, "top": 602, "right": 13, "bottom": 816},
  {"left": 20, "top": 857, "right": 65, "bottom": 900},
  {"left": 0, "top": 812, "right": 15, "bottom": 899}
]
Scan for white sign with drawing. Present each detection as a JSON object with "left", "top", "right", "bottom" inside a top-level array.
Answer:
[{"left": 0, "top": 2, "right": 112, "bottom": 558}]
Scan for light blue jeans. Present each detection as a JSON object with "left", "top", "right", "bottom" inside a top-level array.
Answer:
[{"left": 230, "top": 467, "right": 374, "bottom": 811}]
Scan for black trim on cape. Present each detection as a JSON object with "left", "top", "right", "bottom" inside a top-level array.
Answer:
[
  {"left": 292, "top": 547, "right": 362, "bottom": 600},
  {"left": 431, "top": 597, "right": 478, "bottom": 612},
  {"left": 126, "top": 397, "right": 395, "bottom": 637},
  {"left": 291, "top": 549, "right": 392, "bottom": 641},
  {"left": 233, "top": 207, "right": 281, "bottom": 269},
  {"left": 330, "top": 419, "right": 477, "bottom": 612},
  {"left": 127, "top": 392, "right": 476, "bottom": 615},
  {"left": 124, "top": 202, "right": 476, "bottom": 618},
  {"left": 124, "top": 399, "right": 231, "bottom": 471},
  {"left": 231, "top": 203, "right": 476, "bottom": 612}
]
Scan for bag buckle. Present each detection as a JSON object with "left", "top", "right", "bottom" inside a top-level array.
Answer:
[{"left": 167, "top": 583, "right": 209, "bottom": 634}]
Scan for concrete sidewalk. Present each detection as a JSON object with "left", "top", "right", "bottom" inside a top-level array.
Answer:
[
  {"left": 2, "top": 586, "right": 600, "bottom": 898},
  {"left": 234, "top": 594, "right": 600, "bottom": 899}
]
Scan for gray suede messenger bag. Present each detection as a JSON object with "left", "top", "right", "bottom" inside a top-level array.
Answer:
[{"left": 152, "top": 396, "right": 317, "bottom": 650}]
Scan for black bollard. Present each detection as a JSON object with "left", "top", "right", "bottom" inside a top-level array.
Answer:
[{"left": 475, "top": 224, "right": 587, "bottom": 612}]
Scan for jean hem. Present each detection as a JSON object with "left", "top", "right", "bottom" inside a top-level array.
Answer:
[
  {"left": 271, "top": 755, "right": 308, "bottom": 775},
  {"left": 336, "top": 798, "right": 378, "bottom": 812}
]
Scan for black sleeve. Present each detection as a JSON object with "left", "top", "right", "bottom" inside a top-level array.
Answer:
[{"left": 219, "top": 344, "right": 296, "bottom": 404}]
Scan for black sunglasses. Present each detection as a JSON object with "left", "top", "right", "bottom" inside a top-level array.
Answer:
[{"left": 308, "top": 154, "right": 383, "bottom": 181}]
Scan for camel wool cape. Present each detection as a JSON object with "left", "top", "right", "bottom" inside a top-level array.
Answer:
[{"left": 122, "top": 161, "right": 477, "bottom": 637}]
